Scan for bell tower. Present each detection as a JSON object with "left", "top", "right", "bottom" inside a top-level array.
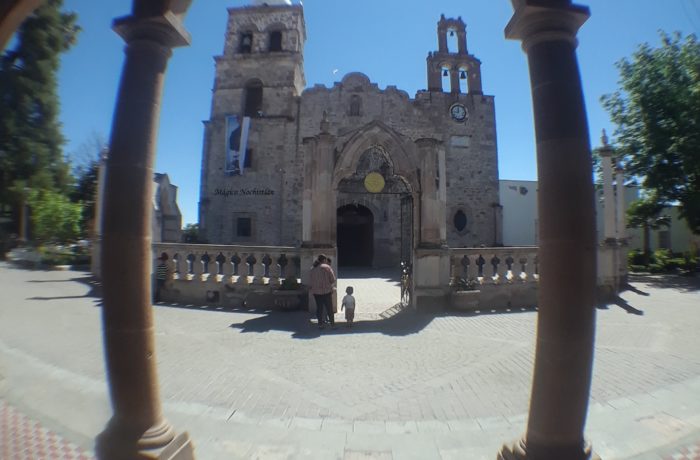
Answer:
[
  {"left": 213, "top": 1, "right": 306, "bottom": 118},
  {"left": 199, "top": 1, "right": 307, "bottom": 244},
  {"left": 426, "top": 15, "right": 482, "bottom": 94}
]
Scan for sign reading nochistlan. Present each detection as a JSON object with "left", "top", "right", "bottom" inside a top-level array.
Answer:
[{"left": 214, "top": 188, "right": 275, "bottom": 197}]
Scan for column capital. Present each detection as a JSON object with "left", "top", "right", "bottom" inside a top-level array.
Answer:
[
  {"left": 113, "top": 10, "right": 191, "bottom": 48},
  {"left": 505, "top": 1, "right": 590, "bottom": 51}
]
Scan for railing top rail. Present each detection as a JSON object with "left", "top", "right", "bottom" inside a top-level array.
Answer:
[
  {"left": 153, "top": 242, "right": 299, "bottom": 252},
  {"left": 449, "top": 246, "right": 539, "bottom": 254}
]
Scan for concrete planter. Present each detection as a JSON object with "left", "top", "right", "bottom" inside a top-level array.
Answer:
[
  {"left": 450, "top": 290, "right": 481, "bottom": 310},
  {"left": 272, "top": 290, "right": 304, "bottom": 311}
]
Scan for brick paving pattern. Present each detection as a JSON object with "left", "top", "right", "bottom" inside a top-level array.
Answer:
[
  {"left": 0, "top": 263, "right": 699, "bottom": 459},
  {"left": 0, "top": 400, "right": 94, "bottom": 460}
]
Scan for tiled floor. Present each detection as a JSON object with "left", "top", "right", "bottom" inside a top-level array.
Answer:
[
  {"left": 665, "top": 443, "right": 700, "bottom": 460},
  {"left": 0, "top": 400, "right": 94, "bottom": 460}
]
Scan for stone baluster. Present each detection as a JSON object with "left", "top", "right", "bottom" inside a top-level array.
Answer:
[
  {"left": 233, "top": 253, "right": 247, "bottom": 285},
  {"left": 268, "top": 254, "right": 281, "bottom": 288},
  {"left": 490, "top": 253, "right": 502, "bottom": 284},
  {"left": 186, "top": 253, "right": 196, "bottom": 279},
  {"left": 245, "top": 253, "right": 256, "bottom": 284},
  {"left": 194, "top": 252, "right": 209, "bottom": 281},
  {"left": 505, "top": 254, "right": 515, "bottom": 282},
  {"left": 464, "top": 254, "right": 477, "bottom": 281},
  {"left": 171, "top": 253, "right": 181, "bottom": 280},
  {"left": 253, "top": 253, "right": 265, "bottom": 285},
  {"left": 207, "top": 252, "right": 220, "bottom": 283}
]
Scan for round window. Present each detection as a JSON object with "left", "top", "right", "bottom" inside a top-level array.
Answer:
[{"left": 454, "top": 210, "right": 467, "bottom": 232}]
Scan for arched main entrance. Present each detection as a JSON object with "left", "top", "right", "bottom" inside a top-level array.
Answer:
[{"left": 337, "top": 204, "right": 374, "bottom": 267}]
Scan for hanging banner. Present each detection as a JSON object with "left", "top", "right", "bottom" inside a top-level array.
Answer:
[{"left": 225, "top": 115, "right": 251, "bottom": 176}]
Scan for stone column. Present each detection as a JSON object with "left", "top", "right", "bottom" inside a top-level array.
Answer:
[
  {"left": 91, "top": 149, "right": 108, "bottom": 277},
  {"left": 302, "top": 115, "right": 335, "bottom": 248},
  {"left": 615, "top": 163, "right": 628, "bottom": 285},
  {"left": 96, "top": 5, "right": 194, "bottom": 459},
  {"left": 417, "top": 139, "right": 441, "bottom": 247},
  {"left": 600, "top": 131, "right": 616, "bottom": 241},
  {"left": 467, "top": 60, "right": 483, "bottom": 95},
  {"left": 437, "top": 22, "right": 447, "bottom": 53},
  {"left": 500, "top": 1, "right": 600, "bottom": 459},
  {"left": 457, "top": 29, "right": 467, "bottom": 54},
  {"left": 450, "top": 66, "right": 460, "bottom": 93}
]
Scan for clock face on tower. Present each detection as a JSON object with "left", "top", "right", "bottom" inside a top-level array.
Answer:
[{"left": 450, "top": 103, "right": 468, "bottom": 122}]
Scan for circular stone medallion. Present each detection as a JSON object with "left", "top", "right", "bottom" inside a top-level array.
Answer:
[{"left": 364, "top": 172, "right": 385, "bottom": 193}]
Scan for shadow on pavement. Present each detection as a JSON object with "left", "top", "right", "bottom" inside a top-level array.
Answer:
[
  {"left": 26, "top": 275, "right": 103, "bottom": 305},
  {"left": 629, "top": 273, "right": 700, "bottom": 292},
  {"left": 229, "top": 309, "right": 434, "bottom": 339},
  {"left": 612, "top": 296, "right": 644, "bottom": 315}
]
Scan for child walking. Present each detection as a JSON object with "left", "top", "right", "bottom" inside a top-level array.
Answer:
[{"left": 341, "top": 286, "right": 356, "bottom": 327}]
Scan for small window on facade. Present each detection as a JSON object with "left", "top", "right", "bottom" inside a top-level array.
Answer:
[
  {"left": 350, "top": 95, "right": 361, "bottom": 116},
  {"left": 269, "top": 31, "right": 282, "bottom": 51},
  {"left": 243, "top": 149, "right": 252, "bottom": 169},
  {"left": 239, "top": 33, "right": 253, "bottom": 53},
  {"left": 244, "top": 82, "right": 263, "bottom": 117},
  {"left": 237, "top": 217, "right": 252, "bottom": 237},
  {"left": 454, "top": 210, "right": 467, "bottom": 232}
]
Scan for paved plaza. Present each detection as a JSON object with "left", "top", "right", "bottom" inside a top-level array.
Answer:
[{"left": 0, "top": 262, "right": 699, "bottom": 459}]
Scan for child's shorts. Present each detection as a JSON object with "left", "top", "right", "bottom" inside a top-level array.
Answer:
[{"left": 345, "top": 308, "right": 355, "bottom": 322}]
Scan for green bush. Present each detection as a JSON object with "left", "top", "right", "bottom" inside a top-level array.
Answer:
[
  {"left": 28, "top": 190, "right": 82, "bottom": 244},
  {"left": 38, "top": 244, "right": 90, "bottom": 266},
  {"left": 628, "top": 250, "right": 648, "bottom": 266},
  {"left": 450, "top": 277, "right": 479, "bottom": 291},
  {"left": 629, "top": 264, "right": 648, "bottom": 273}
]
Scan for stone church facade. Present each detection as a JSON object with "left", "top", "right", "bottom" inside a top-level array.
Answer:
[{"left": 199, "top": 1, "right": 501, "bottom": 268}]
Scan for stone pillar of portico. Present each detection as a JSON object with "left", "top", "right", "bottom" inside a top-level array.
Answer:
[
  {"left": 500, "top": 1, "right": 600, "bottom": 459},
  {"left": 615, "top": 163, "right": 628, "bottom": 285},
  {"left": 600, "top": 131, "right": 616, "bottom": 241},
  {"left": 599, "top": 131, "right": 618, "bottom": 296},
  {"left": 96, "top": 3, "right": 195, "bottom": 459},
  {"left": 414, "top": 138, "right": 450, "bottom": 311},
  {"left": 91, "top": 148, "right": 108, "bottom": 278},
  {"left": 417, "top": 138, "right": 442, "bottom": 247},
  {"left": 302, "top": 115, "right": 336, "bottom": 249}
]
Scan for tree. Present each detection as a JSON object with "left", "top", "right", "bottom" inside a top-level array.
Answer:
[
  {"left": 27, "top": 189, "right": 82, "bottom": 244},
  {"left": 627, "top": 196, "right": 671, "bottom": 265},
  {"left": 69, "top": 133, "right": 106, "bottom": 238},
  {"left": 182, "top": 223, "right": 203, "bottom": 243},
  {"left": 602, "top": 31, "right": 700, "bottom": 234},
  {"left": 0, "top": 0, "right": 79, "bottom": 233}
]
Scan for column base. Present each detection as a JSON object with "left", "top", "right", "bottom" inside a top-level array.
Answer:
[
  {"left": 96, "top": 419, "right": 195, "bottom": 459},
  {"left": 498, "top": 437, "right": 600, "bottom": 460}
]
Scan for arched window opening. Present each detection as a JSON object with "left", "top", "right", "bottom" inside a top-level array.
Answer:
[
  {"left": 458, "top": 67, "right": 468, "bottom": 93},
  {"left": 268, "top": 31, "right": 282, "bottom": 51},
  {"left": 243, "top": 80, "right": 263, "bottom": 117},
  {"left": 239, "top": 32, "right": 253, "bottom": 53},
  {"left": 454, "top": 209, "right": 468, "bottom": 232},
  {"left": 446, "top": 27, "right": 459, "bottom": 53},
  {"left": 441, "top": 66, "right": 451, "bottom": 93},
  {"left": 349, "top": 95, "right": 361, "bottom": 116}
]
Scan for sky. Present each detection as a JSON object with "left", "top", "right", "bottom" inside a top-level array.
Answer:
[{"left": 53, "top": 0, "right": 700, "bottom": 226}]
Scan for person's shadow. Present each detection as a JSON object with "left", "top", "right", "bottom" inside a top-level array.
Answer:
[{"left": 613, "top": 296, "right": 644, "bottom": 315}]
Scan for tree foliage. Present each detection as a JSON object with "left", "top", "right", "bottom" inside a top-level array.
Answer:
[
  {"left": 0, "top": 0, "right": 79, "bottom": 230},
  {"left": 27, "top": 189, "right": 82, "bottom": 243},
  {"left": 626, "top": 195, "right": 671, "bottom": 263},
  {"left": 602, "top": 31, "right": 700, "bottom": 234}
]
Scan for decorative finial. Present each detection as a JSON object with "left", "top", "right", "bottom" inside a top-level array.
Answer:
[{"left": 601, "top": 129, "right": 609, "bottom": 147}]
